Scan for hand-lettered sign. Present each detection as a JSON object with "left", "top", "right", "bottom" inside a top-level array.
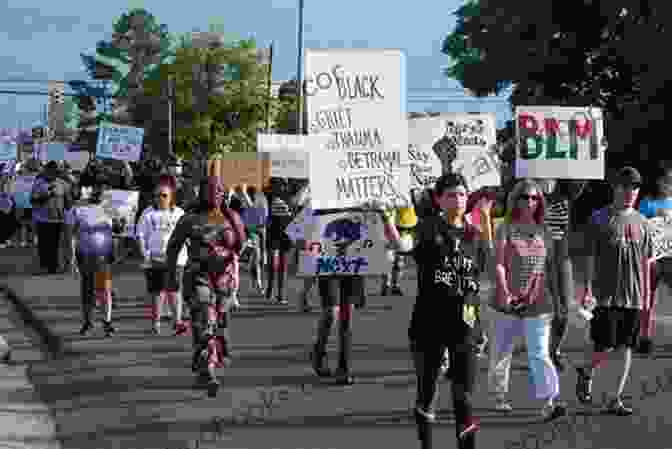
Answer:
[
  {"left": 515, "top": 106, "right": 605, "bottom": 179},
  {"left": 408, "top": 114, "right": 500, "bottom": 192},
  {"left": 96, "top": 123, "right": 144, "bottom": 162},
  {"left": 650, "top": 216, "right": 672, "bottom": 260},
  {"left": 304, "top": 49, "right": 409, "bottom": 209},
  {"left": 298, "top": 210, "right": 390, "bottom": 276}
]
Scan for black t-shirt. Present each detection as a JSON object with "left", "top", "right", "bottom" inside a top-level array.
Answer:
[{"left": 410, "top": 214, "right": 483, "bottom": 342}]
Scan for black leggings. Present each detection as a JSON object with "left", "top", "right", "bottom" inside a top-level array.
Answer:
[
  {"left": 37, "top": 222, "right": 63, "bottom": 272},
  {"left": 412, "top": 330, "right": 477, "bottom": 449}
]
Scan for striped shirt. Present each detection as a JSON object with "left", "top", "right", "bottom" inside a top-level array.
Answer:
[
  {"left": 270, "top": 197, "right": 291, "bottom": 217},
  {"left": 545, "top": 199, "right": 570, "bottom": 240}
]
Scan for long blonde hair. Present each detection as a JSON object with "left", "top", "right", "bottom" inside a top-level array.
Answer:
[{"left": 505, "top": 179, "right": 546, "bottom": 225}]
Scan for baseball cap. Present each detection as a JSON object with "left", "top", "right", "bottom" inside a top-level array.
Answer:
[{"left": 611, "top": 166, "right": 642, "bottom": 187}]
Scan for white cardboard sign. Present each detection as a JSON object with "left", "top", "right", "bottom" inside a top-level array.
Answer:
[
  {"left": 298, "top": 210, "right": 390, "bottom": 276},
  {"left": 650, "top": 216, "right": 672, "bottom": 260},
  {"left": 305, "top": 49, "right": 409, "bottom": 208},
  {"left": 515, "top": 106, "right": 605, "bottom": 179},
  {"left": 409, "top": 114, "right": 500, "bottom": 192},
  {"left": 257, "top": 134, "right": 329, "bottom": 178}
]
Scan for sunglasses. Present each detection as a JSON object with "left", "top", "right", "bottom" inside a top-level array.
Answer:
[
  {"left": 618, "top": 183, "right": 641, "bottom": 190},
  {"left": 518, "top": 194, "right": 540, "bottom": 202}
]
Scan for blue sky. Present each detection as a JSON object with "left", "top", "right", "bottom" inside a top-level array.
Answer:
[{"left": 0, "top": 0, "right": 512, "bottom": 130}]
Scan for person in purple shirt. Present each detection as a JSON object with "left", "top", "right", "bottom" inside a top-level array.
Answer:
[{"left": 64, "top": 183, "right": 115, "bottom": 337}]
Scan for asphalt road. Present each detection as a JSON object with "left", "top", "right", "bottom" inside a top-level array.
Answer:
[{"left": 2, "top": 247, "right": 672, "bottom": 449}]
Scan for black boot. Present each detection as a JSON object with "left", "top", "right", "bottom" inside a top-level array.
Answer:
[
  {"left": 414, "top": 407, "right": 434, "bottom": 449},
  {"left": 79, "top": 321, "right": 94, "bottom": 336},
  {"left": 311, "top": 345, "right": 331, "bottom": 377},
  {"left": 335, "top": 323, "right": 354, "bottom": 385}
]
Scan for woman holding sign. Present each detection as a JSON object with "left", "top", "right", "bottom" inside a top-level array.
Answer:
[{"left": 403, "top": 173, "right": 491, "bottom": 449}]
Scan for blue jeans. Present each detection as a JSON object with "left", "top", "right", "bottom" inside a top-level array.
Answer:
[{"left": 488, "top": 311, "right": 560, "bottom": 401}]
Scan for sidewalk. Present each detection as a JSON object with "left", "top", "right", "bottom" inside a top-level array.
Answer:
[{"left": 0, "top": 287, "right": 61, "bottom": 449}]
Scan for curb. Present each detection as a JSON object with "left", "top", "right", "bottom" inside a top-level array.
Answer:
[{"left": 0, "top": 284, "right": 65, "bottom": 360}]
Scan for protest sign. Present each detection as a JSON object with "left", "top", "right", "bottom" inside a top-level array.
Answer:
[
  {"left": 418, "top": 114, "right": 500, "bottom": 191},
  {"left": 308, "top": 148, "right": 409, "bottom": 209},
  {"left": 13, "top": 175, "right": 35, "bottom": 209},
  {"left": 650, "top": 216, "right": 672, "bottom": 260},
  {"left": 257, "top": 134, "right": 329, "bottom": 178},
  {"left": 33, "top": 142, "right": 67, "bottom": 161},
  {"left": 208, "top": 154, "right": 271, "bottom": 190},
  {"left": 96, "top": 124, "right": 144, "bottom": 162},
  {"left": 304, "top": 49, "right": 409, "bottom": 208},
  {"left": 298, "top": 209, "right": 389, "bottom": 276},
  {"left": 99, "top": 190, "right": 139, "bottom": 237},
  {"left": 515, "top": 106, "right": 605, "bottom": 179}
]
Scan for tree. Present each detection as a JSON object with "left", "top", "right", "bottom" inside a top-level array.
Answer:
[
  {"left": 143, "top": 34, "right": 279, "bottom": 160},
  {"left": 79, "top": 7, "right": 177, "bottom": 159},
  {"left": 441, "top": 0, "right": 671, "bottom": 170}
]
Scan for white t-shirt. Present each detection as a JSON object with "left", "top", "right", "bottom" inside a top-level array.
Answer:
[{"left": 137, "top": 206, "right": 188, "bottom": 266}]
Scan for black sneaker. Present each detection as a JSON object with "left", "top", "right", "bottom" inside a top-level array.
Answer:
[
  {"left": 575, "top": 367, "right": 593, "bottom": 404},
  {"left": 390, "top": 286, "right": 404, "bottom": 296},
  {"left": 207, "top": 377, "right": 220, "bottom": 397},
  {"left": 1, "top": 351, "right": 11, "bottom": 364},
  {"left": 542, "top": 402, "right": 567, "bottom": 422},
  {"left": 79, "top": 321, "right": 94, "bottom": 336},
  {"left": 380, "top": 285, "right": 390, "bottom": 296},
  {"left": 636, "top": 338, "right": 654, "bottom": 355},
  {"left": 604, "top": 398, "right": 633, "bottom": 416}
]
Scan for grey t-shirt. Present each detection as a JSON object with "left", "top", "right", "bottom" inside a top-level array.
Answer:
[{"left": 590, "top": 207, "right": 654, "bottom": 310}]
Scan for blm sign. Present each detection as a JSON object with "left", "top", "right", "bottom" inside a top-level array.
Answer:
[{"left": 515, "top": 106, "right": 605, "bottom": 179}]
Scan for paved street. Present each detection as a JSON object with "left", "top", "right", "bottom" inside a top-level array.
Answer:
[{"left": 2, "top": 247, "right": 672, "bottom": 449}]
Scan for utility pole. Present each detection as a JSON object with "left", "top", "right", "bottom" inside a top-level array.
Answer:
[{"left": 296, "top": 0, "right": 305, "bottom": 135}]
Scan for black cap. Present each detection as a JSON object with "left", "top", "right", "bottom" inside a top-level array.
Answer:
[{"left": 612, "top": 166, "right": 642, "bottom": 186}]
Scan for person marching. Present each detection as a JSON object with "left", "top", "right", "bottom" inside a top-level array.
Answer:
[
  {"left": 487, "top": 179, "right": 567, "bottom": 420},
  {"left": 137, "top": 175, "right": 188, "bottom": 335},
  {"left": 64, "top": 182, "right": 115, "bottom": 337},
  {"left": 637, "top": 163, "right": 672, "bottom": 354},
  {"left": 381, "top": 204, "right": 418, "bottom": 296},
  {"left": 165, "top": 176, "right": 245, "bottom": 397},
  {"left": 575, "top": 167, "right": 654, "bottom": 415},
  {"left": 406, "top": 173, "right": 492, "bottom": 449}
]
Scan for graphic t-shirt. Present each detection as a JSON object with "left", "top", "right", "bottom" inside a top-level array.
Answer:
[
  {"left": 590, "top": 207, "right": 654, "bottom": 309},
  {"left": 166, "top": 209, "right": 246, "bottom": 291},
  {"left": 410, "top": 215, "right": 483, "bottom": 343},
  {"left": 66, "top": 204, "right": 113, "bottom": 257},
  {"left": 490, "top": 223, "right": 555, "bottom": 317},
  {"left": 137, "top": 207, "right": 187, "bottom": 266}
]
